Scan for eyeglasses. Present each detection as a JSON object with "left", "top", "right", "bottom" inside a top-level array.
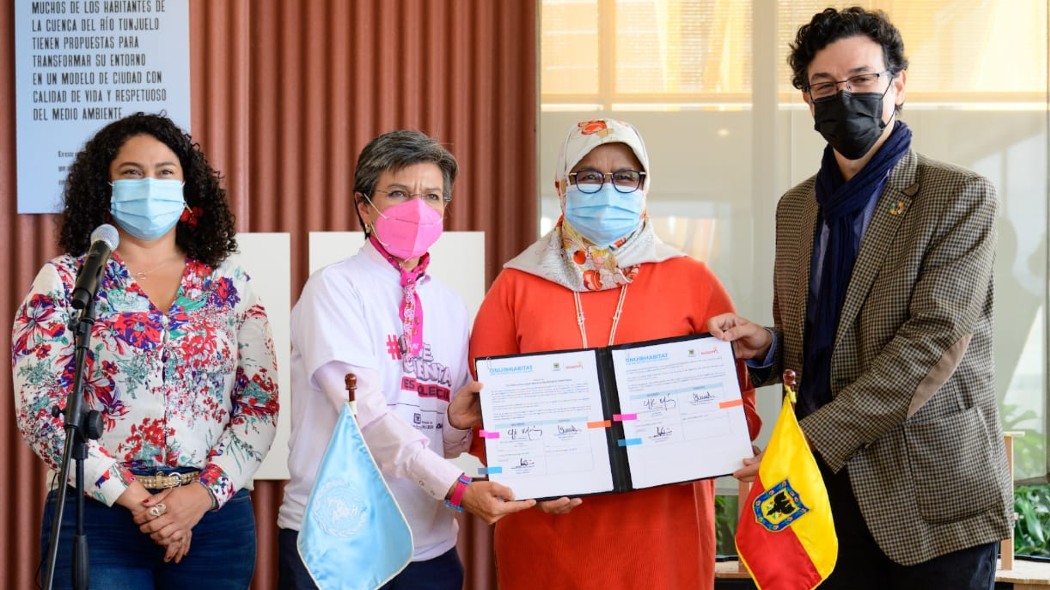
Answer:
[
  {"left": 371, "top": 188, "right": 450, "bottom": 206},
  {"left": 567, "top": 169, "right": 646, "bottom": 194},
  {"left": 807, "top": 70, "right": 893, "bottom": 100}
]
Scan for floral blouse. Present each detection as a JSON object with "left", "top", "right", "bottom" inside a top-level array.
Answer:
[{"left": 12, "top": 253, "right": 279, "bottom": 509}]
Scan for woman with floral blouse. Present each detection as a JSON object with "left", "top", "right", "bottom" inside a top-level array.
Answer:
[{"left": 12, "top": 112, "right": 279, "bottom": 588}]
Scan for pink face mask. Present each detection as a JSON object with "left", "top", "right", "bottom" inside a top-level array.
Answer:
[{"left": 370, "top": 197, "right": 444, "bottom": 259}]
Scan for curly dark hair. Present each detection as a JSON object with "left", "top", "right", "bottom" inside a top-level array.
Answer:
[
  {"left": 788, "top": 6, "right": 909, "bottom": 94},
  {"left": 58, "top": 112, "right": 237, "bottom": 266}
]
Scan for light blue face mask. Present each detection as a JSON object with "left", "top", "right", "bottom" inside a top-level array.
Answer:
[
  {"left": 563, "top": 183, "right": 644, "bottom": 248},
  {"left": 110, "top": 178, "right": 186, "bottom": 241}
]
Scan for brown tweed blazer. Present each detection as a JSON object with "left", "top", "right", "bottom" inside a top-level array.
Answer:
[{"left": 757, "top": 149, "right": 1013, "bottom": 565}]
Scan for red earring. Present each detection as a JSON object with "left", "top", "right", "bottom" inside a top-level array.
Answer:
[{"left": 180, "top": 206, "right": 203, "bottom": 229}]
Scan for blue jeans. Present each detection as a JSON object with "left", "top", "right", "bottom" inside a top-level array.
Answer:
[
  {"left": 278, "top": 528, "right": 463, "bottom": 590},
  {"left": 41, "top": 487, "right": 256, "bottom": 590}
]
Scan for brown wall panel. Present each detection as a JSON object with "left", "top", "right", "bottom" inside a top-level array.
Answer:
[{"left": 0, "top": 1, "right": 537, "bottom": 588}]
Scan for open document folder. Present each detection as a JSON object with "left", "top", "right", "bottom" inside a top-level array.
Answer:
[{"left": 475, "top": 334, "right": 753, "bottom": 500}]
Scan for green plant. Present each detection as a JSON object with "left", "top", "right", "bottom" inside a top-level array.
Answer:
[
  {"left": 715, "top": 494, "right": 740, "bottom": 557},
  {"left": 1000, "top": 403, "right": 1045, "bottom": 479},
  {"left": 1014, "top": 484, "right": 1050, "bottom": 557}
]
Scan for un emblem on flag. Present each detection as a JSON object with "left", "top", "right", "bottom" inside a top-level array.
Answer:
[
  {"left": 311, "top": 479, "right": 368, "bottom": 538},
  {"left": 753, "top": 479, "right": 809, "bottom": 532}
]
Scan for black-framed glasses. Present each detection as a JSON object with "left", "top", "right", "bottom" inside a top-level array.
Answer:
[
  {"left": 807, "top": 70, "right": 893, "bottom": 100},
  {"left": 567, "top": 169, "right": 646, "bottom": 194},
  {"left": 372, "top": 188, "right": 450, "bottom": 206}
]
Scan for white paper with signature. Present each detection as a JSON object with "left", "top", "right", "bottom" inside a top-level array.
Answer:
[
  {"left": 610, "top": 337, "right": 753, "bottom": 489},
  {"left": 476, "top": 349, "right": 614, "bottom": 499}
]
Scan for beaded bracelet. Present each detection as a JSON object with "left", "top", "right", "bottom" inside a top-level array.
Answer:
[
  {"left": 445, "top": 474, "right": 472, "bottom": 512},
  {"left": 197, "top": 480, "right": 219, "bottom": 511}
]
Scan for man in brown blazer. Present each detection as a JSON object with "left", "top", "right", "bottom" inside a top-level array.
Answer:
[{"left": 710, "top": 7, "right": 1012, "bottom": 589}]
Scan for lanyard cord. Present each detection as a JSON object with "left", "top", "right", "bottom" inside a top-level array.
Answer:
[{"left": 573, "top": 284, "right": 628, "bottom": 349}]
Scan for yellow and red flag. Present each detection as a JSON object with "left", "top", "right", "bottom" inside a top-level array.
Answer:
[{"left": 735, "top": 374, "right": 837, "bottom": 589}]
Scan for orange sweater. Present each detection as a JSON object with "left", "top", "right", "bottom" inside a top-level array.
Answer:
[{"left": 469, "top": 257, "right": 761, "bottom": 590}]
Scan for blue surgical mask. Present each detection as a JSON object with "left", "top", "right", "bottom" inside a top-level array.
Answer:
[
  {"left": 110, "top": 178, "right": 186, "bottom": 240},
  {"left": 563, "top": 184, "right": 644, "bottom": 247}
]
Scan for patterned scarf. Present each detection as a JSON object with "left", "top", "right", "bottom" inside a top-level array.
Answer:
[
  {"left": 369, "top": 234, "right": 430, "bottom": 360},
  {"left": 506, "top": 218, "right": 682, "bottom": 291},
  {"left": 799, "top": 120, "right": 912, "bottom": 416}
]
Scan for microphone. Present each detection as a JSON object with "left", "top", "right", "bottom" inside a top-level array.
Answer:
[{"left": 71, "top": 224, "right": 119, "bottom": 310}]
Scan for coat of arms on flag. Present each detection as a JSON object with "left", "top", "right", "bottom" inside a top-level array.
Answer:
[
  {"left": 753, "top": 479, "right": 810, "bottom": 532},
  {"left": 735, "top": 370, "right": 837, "bottom": 590}
]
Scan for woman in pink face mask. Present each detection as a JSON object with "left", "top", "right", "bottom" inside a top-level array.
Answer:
[
  {"left": 278, "top": 130, "right": 534, "bottom": 590},
  {"left": 358, "top": 160, "right": 447, "bottom": 270}
]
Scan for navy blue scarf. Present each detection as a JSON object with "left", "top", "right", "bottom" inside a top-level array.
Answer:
[{"left": 799, "top": 121, "right": 912, "bottom": 416}]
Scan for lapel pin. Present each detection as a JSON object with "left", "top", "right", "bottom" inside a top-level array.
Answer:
[{"left": 889, "top": 200, "right": 906, "bottom": 216}]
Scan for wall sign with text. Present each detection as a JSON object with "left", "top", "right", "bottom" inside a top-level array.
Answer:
[{"left": 15, "top": 0, "right": 191, "bottom": 214}]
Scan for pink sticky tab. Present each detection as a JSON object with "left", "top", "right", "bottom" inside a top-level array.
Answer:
[
  {"left": 613, "top": 413, "right": 638, "bottom": 421},
  {"left": 480, "top": 430, "right": 500, "bottom": 439}
]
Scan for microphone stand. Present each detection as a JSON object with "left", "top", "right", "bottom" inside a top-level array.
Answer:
[{"left": 43, "top": 297, "right": 104, "bottom": 590}]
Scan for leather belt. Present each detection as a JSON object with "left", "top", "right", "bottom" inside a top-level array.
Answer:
[{"left": 136, "top": 470, "right": 201, "bottom": 490}]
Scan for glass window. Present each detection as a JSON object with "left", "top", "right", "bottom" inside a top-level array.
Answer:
[
  {"left": 542, "top": 0, "right": 601, "bottom": 98},
  {"left": 779, "top": 1, "right": 1047, "bottom": 101},
  {"left": 542, "top": 0, "right": 752, "bottom": 108}
]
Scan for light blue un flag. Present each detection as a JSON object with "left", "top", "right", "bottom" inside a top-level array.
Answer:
[{"left": 298, "top": 402, "right": 414, "bottom": 589}]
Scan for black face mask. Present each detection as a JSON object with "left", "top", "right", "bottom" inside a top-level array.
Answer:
[{"left": 812, "top": 87, "right": 892, "bottom": 160}]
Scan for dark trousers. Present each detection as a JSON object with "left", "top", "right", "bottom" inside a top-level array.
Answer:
[
  {"left": 818, "top": 459, "right": 998, "bottom": 590},
  {"left": 41, "top": 488, "right": 256, "bottom": 590},
  {"left": 278, "top": 528, "right": 464, "bottom": 590}
]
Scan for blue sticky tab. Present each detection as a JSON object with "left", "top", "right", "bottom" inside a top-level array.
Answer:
[
  {"left": 478, "top": 466, "right": 503, "bottom": 475},
  {"left": 617, "top": 438, "right": 642, "bottom": 447}
]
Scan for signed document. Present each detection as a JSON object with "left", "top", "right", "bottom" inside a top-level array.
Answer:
[{"left": 475, "top": 334, "right": 752, "bottom": 500}]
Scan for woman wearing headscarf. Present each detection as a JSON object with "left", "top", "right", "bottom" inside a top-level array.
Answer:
[{"left": 469, "top": 118, "right": 761, "bottom": 589}]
